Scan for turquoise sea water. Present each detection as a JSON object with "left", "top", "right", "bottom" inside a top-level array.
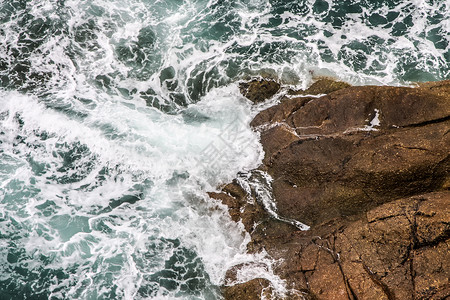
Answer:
[{"left": 0, "top": 0, "right": 448, "bottom": 299}]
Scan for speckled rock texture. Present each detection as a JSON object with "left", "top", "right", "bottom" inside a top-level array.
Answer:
[{"left": 214, "top": 79, "right": 450, "bottom": 299}]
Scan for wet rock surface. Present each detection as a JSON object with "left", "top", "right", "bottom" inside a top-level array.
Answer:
[
  {"left": 239, "top": 78, "right": 281, "bottom": 103},
  {"left": 214, "top": 79, "right": 450, "bottom": 299},
  {"left": 222, "top": 278, "right": 273, "bottom": 300}
]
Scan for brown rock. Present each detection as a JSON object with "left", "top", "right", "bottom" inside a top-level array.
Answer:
[
  {"left": 219, "top": 191, "right": 449, "bottom": 300},
  {"left": 222, "top": 278, "right": 272, "bottom": 300},
  {"left": 239, "top": 79, "right": 280, "bottom": 103},
  {"left": 334, "top": 192, "right": 450, "bottom": 300},
  {"left": 414, "top": 192, "right": 450, "bottom": 246},
  {"left": 259, "top": 125, "right": 299, "bottom": 164},
  {"left": 413, "top": 241, "right": 450, "bottom": 299},
  {"left": 250, "top": 96, "right": 312, "bottom": 128},
  {"left": 255, "top": 82, "right": 450, "bottom": 225},
  {"left": 416, "top": 79, "right": 450, "bottom": 98},
  {"left": 217, "top": 80, "right": 450, "bottom": 300},
  {"left": 268, "top": 121, "right": 449, "bottom": 225},
  {"left": 287, "top": 85, "right": 450, "bottom": 136}
]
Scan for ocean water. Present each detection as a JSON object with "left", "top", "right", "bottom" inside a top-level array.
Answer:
[{"left": 0, "top": 0, "right": 448, "bottom": 299}]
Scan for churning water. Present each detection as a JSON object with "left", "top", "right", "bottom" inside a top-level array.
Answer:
[{"left": 0, "top": 0, "right": 448, "bottom": 299}]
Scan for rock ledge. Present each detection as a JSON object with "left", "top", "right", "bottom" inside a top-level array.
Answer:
[{"left": 212, "top": 79, "right": 450, "bottom": 300}]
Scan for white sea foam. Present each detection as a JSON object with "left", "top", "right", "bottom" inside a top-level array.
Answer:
[{"left": 0, "top": 86, "right": 283, "bottom": 298}]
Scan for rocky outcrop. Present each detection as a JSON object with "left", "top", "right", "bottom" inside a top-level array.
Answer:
[
  {"left": 252, "top": 81, "right": 450, "bottom": 226},
  {"left": 222, "top": 278, "right": 273, "bottom": 300},
  {"left": 239, "top": 78, "right": 280, "bottom": 103},
  {"left": 218, "top": 188, "right": 449, "bottom": 300},
  {"left": 213, "top": 79, "right": 450, "bottom": 299}
]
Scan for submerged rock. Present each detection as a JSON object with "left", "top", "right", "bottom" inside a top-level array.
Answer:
[
  {"left": 213, "top": 80, "right": 450, "bottom": 299},
  {"left": 239, "top": 78, "right": 281, "bottom": 103}
]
